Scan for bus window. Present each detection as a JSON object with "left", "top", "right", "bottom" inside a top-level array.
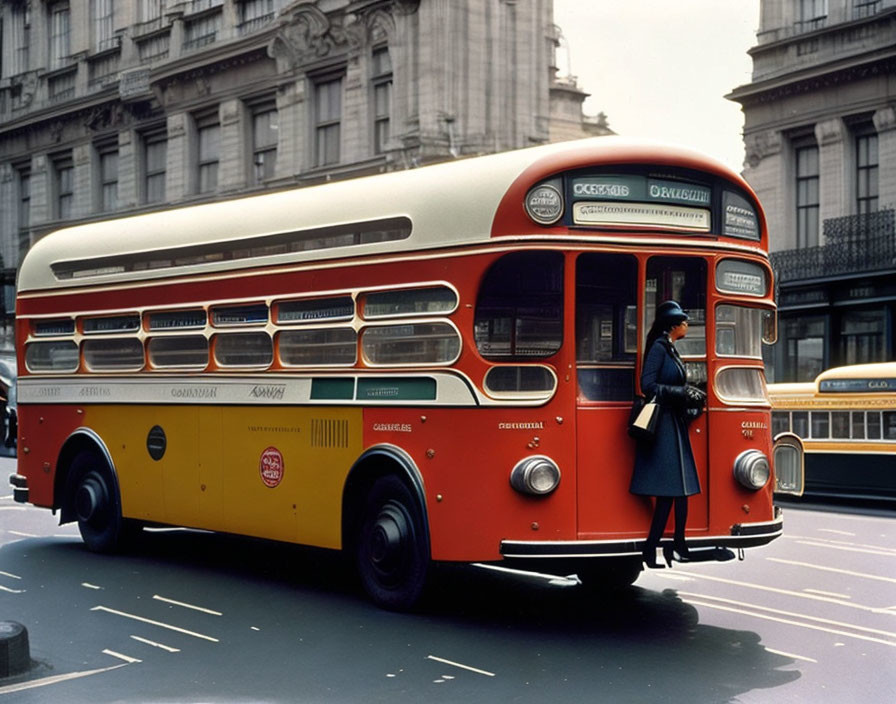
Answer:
[
  {"left": 772, "top": 411, "right": 790, "bottom": 436},
  {"left": 811, "top": 411, "right": 830, "bottom": 439},
  {"left": 214, "top": 332, "right": 273, "bottom": 367},
  {"left": 575, "top": 253, "right": 636, "bottom": 401},
  {"left": 884, "top": 412, "right": 896, "bottom": 440},
  {"left": 715, "top": 305, "right": 775, "bottom": 358},
  {"left": 645, "top": 257, "right": 706, "bottom": 359},
  {"left": 25, "top": 340, "right": 79, "bottom": 372},
  {"left": 362, "top": 287, "right": 457, "bottom": 319},
  {"left": 868, "top": 412, "right": 882, "bottom": 439},
  {"left": 474, "top": 251, "right": 563, "bottom": 359},
  {"left": 148, "top": 335, "right": 210, "bottom": 369},
  {"left": 851, "top": 411, "right": 865, "bottom": 440},
  {"left": 793, "top": 411, "right": 809, "bottom": 438},
  {"left": 279, "top": 328, "right": 357, "bottom": 366},
  {"left": 83, "top": 338, "right": 145, "bottom": 371},
  {"left": 361, "top": 323, "right": 460, "bottom": 365}
]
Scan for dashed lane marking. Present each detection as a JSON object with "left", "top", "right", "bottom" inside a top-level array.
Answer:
[
  {"left": 153, "top": 594, "right": 223, "bottom": 616},
  {"left": 102, "top": 649, "right": 142, "bottom": 664},
  {"left": 426, "top": 655, "right": 495, "bottom": 677},
  {"left": 91, "top": 606, "right": 219, "bottom": 642},
  {"left": 130, "top": 635, "right": 181, "bottom": 653},
  {"left": 766, "top": 557, "right": 896, "bottom": 584}
]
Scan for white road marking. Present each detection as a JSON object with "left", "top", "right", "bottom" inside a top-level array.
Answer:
[
  {"left": 764, "top": 647, "right": 818, "bottom": 663},
  {"left": 766, "top": 557, "right": 896, "bottom": 584},
  {"left": 682, "top": 596, "right": 896, "bottom": 648},
  {"left": 796, "top": 539, "right": 896, "bottom": 557},
  {"left": 0, "top": 584, "right": 25, "bottom": 593},
  {"left": 0, "top": 665, "right": 127, "bottom": 695},
  {"left": 671, "top": 569, "right": 892, "bottom": 614},
  {"left": 803, "top": 588, "right": 851, "bottom": 599},
  {"left": 0, "top": 570, "right": 21, "bottom": 579},
  {"left": 130, "top": 635, "right": 181, "bottom": 652},
  {"left": 102, "top": 649, "right": 142, "bottom": 664},
  {"left": 678, "top": 591, "right": 896, "bottom": 640},
  {"left": 82, "top": 582, "right": 103, "bottom": 590},
  {"left": 153, "top": 594, "right": 223, "bottom": 616},
  {"left": 785, "top": 534, "right": 896, "bottom": 554},
  {"left": 91, "top": 606, "right": 219, "bottom": 642},
  {"left": 426, "top": 655, "right": 495, "bottom": 677},
  {"left": 817, "top": 528, "right": 855, "bottom": 537},
  {"left": 0, "top": 506, "right": 27, "bottom": 511},
  {"left": 7, "top": 530, "right": 36, "bottom": 537}
]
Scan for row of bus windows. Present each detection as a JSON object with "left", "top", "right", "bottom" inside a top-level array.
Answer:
[
  {"left": 26, "top": 324, "right": 462, "bottom": 372},
  {"left": 31, "top": 287, "right": 458, "bottom": 338},
  {"left": 772, "top": 410, "right": 896, "bottom": 441}
]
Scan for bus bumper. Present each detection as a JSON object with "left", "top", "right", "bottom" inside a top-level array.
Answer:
[
  {"left": 500, "top": 509, "right": 783, "bottom": 560},
  {"left": 8, "top": 474, "right": 29, "bottom": 504}
]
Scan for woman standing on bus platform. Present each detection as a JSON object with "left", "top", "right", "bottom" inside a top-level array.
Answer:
[{"left": 631, "top": 300, "right": 706, "bottom": 569}]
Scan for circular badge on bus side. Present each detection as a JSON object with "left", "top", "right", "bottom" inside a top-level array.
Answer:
[
  {"left": 259, "top": 446, "right": 284, "bottom": 488},
  {"left": 524, "top": 184, "right": 564, "bottom": 225},
  {"left": 147, "top": 425, "right": 167, "bottom": 461}
]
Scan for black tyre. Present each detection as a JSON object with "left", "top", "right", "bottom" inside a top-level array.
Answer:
[
  {"left": 577, "top": 557, "right": 642, "bottom": 592},
  {"left": 356, "top": 476, "right": 429, "bottom": 610},
  {"left": 71, "top": 451, "right": 139, "bottom": 553}
]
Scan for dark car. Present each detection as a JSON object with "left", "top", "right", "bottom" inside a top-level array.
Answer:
[{"left": 0, "top": 352, "right": 16, "bottom": 457}]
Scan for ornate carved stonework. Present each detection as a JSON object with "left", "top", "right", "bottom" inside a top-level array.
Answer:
[
  {"left": 268, "top": 4, "right": 337, "bottom": 71},
  {"left": 815, "top": 118, "right": 845, "bottom": 146},
  {"left": 745, "top": 130, "right": 782, "bottom": 168},
  {"left": 873, "top": 105, "right": 896, "bottom": 133}
]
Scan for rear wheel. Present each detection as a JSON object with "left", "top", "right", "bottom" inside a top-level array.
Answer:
[
  {"left": 71, "top": 451, "right": 139, "bottom": 553},
  {"left": 576, "top": 557, "right": 642, "bottom": 592},
  {"left": 356, "top": 476, "right": 429, "bottom": 610}
]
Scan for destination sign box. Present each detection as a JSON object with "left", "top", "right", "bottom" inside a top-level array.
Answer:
[{"left": 571, "top": 175, "right": 711, "bottom": 207}]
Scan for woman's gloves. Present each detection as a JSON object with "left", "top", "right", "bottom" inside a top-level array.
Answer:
[{"left": 685, "top": 385, "right": 706, "bottom": 409}]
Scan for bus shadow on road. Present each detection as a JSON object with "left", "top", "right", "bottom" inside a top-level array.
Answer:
[{"left": 6, "top": 531, "right": 801, "bottom": 701}]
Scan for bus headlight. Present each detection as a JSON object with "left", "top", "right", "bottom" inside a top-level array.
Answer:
[
  {"left": 510, "top": 456, "right": 561, "bottom": 496},
  {"left": 733, "top": 450, "right": 771, "bottom": 490}
]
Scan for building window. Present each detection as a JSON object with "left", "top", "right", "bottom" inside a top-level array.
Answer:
[
  {"left": 314, "top": 77, "right": 343, "bottom": 167},
  {"left": 10, "top": 4, "right": 31, "bottom": 75},
  {"left": 184, "top": 14, "right": 220, "bottom": 51},
  {"left": 142, "top": 129, "right": 167, "bottom": 205},
  {"left": 48, "top": 3, "right": 71, "bottom": 69},
  {"left": 796, "top": 144, "right": 819, "bottom": 248},
  {"left": 371, "top": 46, "right": 392, "bottom": 155},
  {"left": 195, "top": 112, "right": 220, "bottom": 194},
  {"left": 783, "top": 316, "right": 825, "bottom": 382},
  {"left": 798, "top": 0, "right": 827, "bottom": 28},
  {"left": 140, "top": 0, "right": 164, "bottom": 22},
  {"left": 97, "top": 144, "right": 118, "bottom": 212},
  {"left": 17, "top": 166, "right": 31, "bottom": 253},
  {"left": 250, "top": 100, "right": 278, "bottom": 184},
  {"left": 53, "top": 155, "right": 74, "bottom": 221},
  {"left": 840, "top": 309, "right": 885, "bottom": 365},
  {"left": 239, "top": 0, "right": 275, "bottom": 34},
  {"left": 856, "top": 132, "right": 878, "bottom": 215},
  {"left": 91, "top": 0, "right": 115, "bottom": 52}
]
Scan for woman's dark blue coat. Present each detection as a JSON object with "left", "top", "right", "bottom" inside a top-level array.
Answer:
[{"left": 629, "top": 335, "right": 701, "bottom": 497}]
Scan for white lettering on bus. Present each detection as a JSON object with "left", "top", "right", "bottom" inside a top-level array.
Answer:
[
  {"left": 498, "top": 422, "right": 545, "bottom": 430},
  {"left": 372, "top": 423, "right": 413, "bottom": 433},
  {"left": 250, "top": 385, "right": 286, "bottom": 400},
  {"left": 648, "top": 184, "right": 710, "bottom": 204},
  {"left": 573, "top": 183, "right": 631, "bottom": 197},
  {"left": 171, "top": 387, "right": 218, "bottom": 399}
]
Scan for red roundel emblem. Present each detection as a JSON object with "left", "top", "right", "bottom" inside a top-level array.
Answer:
[{"left": 259, "top": 447, "right": 284, "bottom": 488}]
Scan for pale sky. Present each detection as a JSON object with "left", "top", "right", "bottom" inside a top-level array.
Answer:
[{"left": 553, "top": 1, "right": 761, "bottom": 174}]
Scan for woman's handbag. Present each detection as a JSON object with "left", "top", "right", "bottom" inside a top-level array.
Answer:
[{"left": 628, "top": 395, "right": 659, "bottom": 442}]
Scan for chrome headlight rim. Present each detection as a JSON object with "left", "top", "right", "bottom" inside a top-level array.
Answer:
[
  {"left": 510, "top": 455, "right": 561, "bottom": 496},
  {"left": 733, "top": 449, "right": 771, "bottom": 490}
]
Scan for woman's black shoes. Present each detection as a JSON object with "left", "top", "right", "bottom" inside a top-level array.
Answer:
[
  {"left": 663, "top": 544, "right": 691, "bottom": 567},
  {"left": 642, "top": 547, "right": 666, "bottom": 569}
]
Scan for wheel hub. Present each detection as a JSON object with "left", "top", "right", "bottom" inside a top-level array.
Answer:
[
  {"left": 75, "top": 474, "right": 106, "bottom": 524},
  {"left": 369, "top": 503, "right": 410, "bottom": 578}
]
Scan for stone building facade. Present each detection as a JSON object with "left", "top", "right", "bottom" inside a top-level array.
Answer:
[
  {"left": 0, "top": 0, "right": 603, "bottom": 349},
  {"left": 728, "top": 0, "right": 896, "bottom": 381}
]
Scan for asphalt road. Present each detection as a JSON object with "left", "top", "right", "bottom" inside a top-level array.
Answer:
[{"left": 1, "top": 456, "right": 893, "bottom": 703}]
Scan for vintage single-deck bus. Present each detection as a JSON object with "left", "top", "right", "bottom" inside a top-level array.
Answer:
[
  {"left": 10, "top": 137, "right": 800, "bottom": 609},
  {"left": 770, "top": 362, "right": 895, "bottom": 503}
]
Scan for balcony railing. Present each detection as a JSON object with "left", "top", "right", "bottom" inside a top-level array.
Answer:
[{"left": 771, "top": 209, "right": 896, "bottom": 282}]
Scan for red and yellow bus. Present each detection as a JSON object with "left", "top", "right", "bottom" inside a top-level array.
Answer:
[{"left": 9, "top": 137, "right": 799, "bottom": 609}]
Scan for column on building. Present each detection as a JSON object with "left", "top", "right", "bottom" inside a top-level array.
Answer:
[
  {"left": 118, "top": 129, "right": 137, "bottom": 210},
  {"left": 744, "top": 130, "right": 787, "bottom": 249},
  {"left": 218, "top": 99, "right": 246, "bottom": 192},
  {"left": 73, "top": 143, "right": 92, "bottom": 218},
  {"left": 165, "top": 112, "right": 188, "bottom": 202},
  {"left": 275, "top": 81, "right": 305, "bottom": 180},
  {"left": 0, "top": 166, "right": 15, "bottom": 267},
  {"left": 873, "top": 106, "right": 896, "bottom": 206},
  {"left": 29, "top": 155, "right": 50, "bottom": 235},
  {"left": 815, "top": 118, "right": 847, "bottom": 241}
]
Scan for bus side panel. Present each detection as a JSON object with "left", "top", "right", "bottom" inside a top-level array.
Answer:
[
  {"left": 217, "top": 406, "right": 362, "bottom": 548},
  {"left": 16, "top": 404, "right": 85, "bottom": 508},
  {"left": 362, "top": 406, "right": 578, "bottom": 563},
  {"left": 86, "top": 406, "right": 194, "bottom": 524}
]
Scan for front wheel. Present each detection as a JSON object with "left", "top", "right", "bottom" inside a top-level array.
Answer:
[
  {"left": 356, "top": 476, "right": 429, "bottom": 610},
  {"left": 71, "top": 451, "right": 139, "bottom": 553}
]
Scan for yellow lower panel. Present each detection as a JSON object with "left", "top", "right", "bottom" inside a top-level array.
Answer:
[{"left": 84, "top": 405, "right": 363, "bottom": 549}]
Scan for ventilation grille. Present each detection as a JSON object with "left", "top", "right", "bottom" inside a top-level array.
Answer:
[{"left": 311, "top": 418, "right": 349, "bottom": 448}]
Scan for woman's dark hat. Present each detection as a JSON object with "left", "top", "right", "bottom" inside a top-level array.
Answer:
[{"left": 655, "top": 300, "right": 689, "bottom": 325}]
